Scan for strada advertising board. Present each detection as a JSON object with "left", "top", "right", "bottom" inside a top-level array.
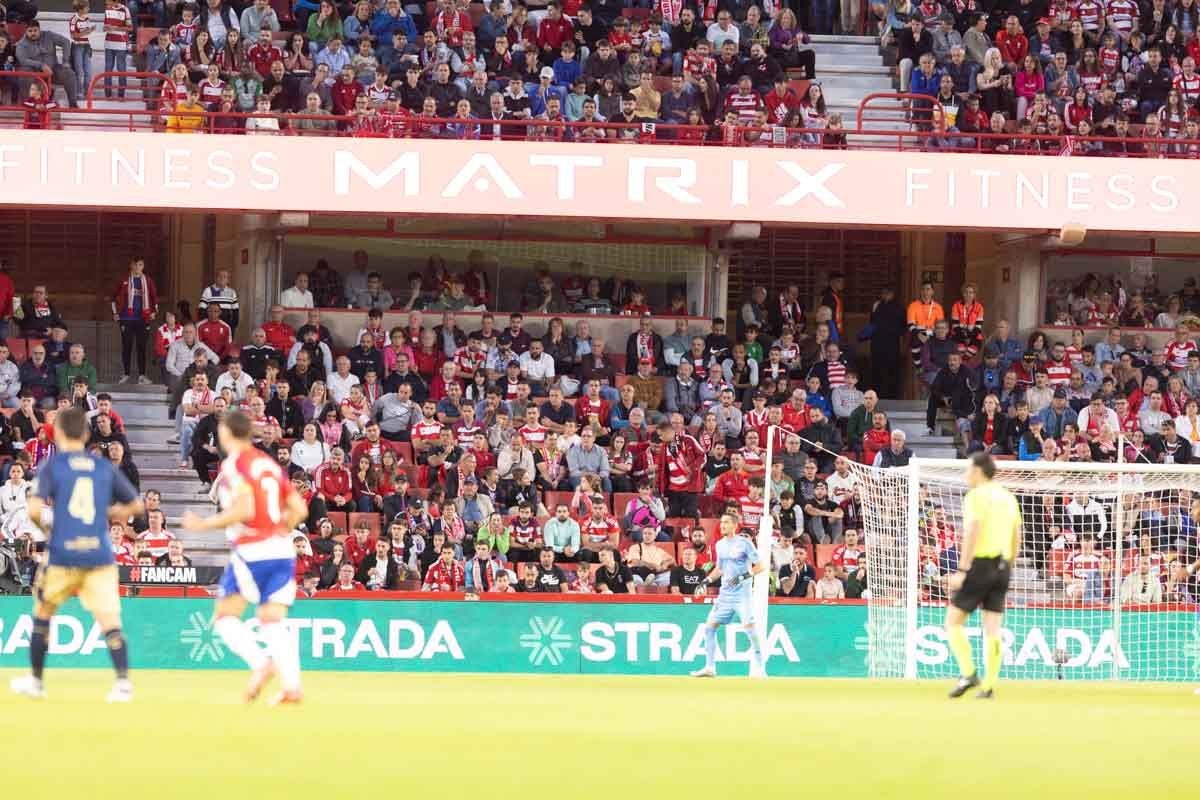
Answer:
[
  {"left": 0, "top": 598, "right": 1191, "bottom": 680},
  {"left": 0, "top": 130, "right": 1192, "bottom": 234}
]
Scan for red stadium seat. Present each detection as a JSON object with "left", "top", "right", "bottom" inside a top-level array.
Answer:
[
  {"left": 271, "top": 0, "right": 294, "bottom": 25},
  {"left": 326, "top": 511, "right": 348, "bottom": 534},
  {"left": 395, "top": 442, "right": 414, "bottom": 464},
  {"left": 609, "top": 353, "right": 627, "bottom": 373},
  {"left": 612, "top": 492, "right": 638, "bottom": 517},
  {"left": 136, "top": 27, "right": 161, "bottom": 52},
  {"left": 6, "top": 339, "right": 26, "bottom": 362},
  {"left": 544, "top": 490, "right": 574, "bottom": 512}
]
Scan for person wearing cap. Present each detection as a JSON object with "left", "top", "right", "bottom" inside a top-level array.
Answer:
[
  {"left": 624, "top": 314, "right": 664, "bottom": 376},
  {"left": 927, "top": 350, "right": 975, "bottom": 439},
  {"left": 529, "top": 65, "right": 563, "bottom": 117},
  {"left": 1028, "top": 17, "right": 1056, "bottom": 67},
  {"left": 456, "top": 471, "right": 492, "bottom": 522},
  {"left": 1037, "top": 387, "right": 1078, "bottom": 439}
]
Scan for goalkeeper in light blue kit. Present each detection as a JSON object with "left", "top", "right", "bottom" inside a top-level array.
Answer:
[{"left": 690, "top": 511, "right": 768, "bottom": 679}]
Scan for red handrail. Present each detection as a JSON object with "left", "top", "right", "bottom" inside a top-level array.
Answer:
[{"left": 85, "top": 71, "right": 177, "bottom": 111}]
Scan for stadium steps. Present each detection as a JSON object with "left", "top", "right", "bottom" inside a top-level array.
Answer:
[
  {"left": 810, "top": 34, "right": 906, "bottom": 145},
  {"left": 879, "top": 400, "right": 961, "bottom": 460},
  {"left": 98, "top": 384, "right": 227, "bottom": 566}
]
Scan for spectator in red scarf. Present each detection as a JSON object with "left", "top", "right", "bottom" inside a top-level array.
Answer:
[{"left": 110, "top": 256, "right": 158, "bottom": 386}]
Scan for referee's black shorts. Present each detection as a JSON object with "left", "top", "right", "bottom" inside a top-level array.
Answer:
[{"left": 951, "top": 556, "right": 1010, "bottom": 614}]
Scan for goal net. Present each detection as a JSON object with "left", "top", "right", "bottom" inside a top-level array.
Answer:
[{"left": 858, "top": 459, "right": 1200, "bottom": 682}]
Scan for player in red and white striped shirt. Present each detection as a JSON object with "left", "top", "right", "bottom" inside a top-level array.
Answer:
[
  {"left": 1105, "top": 0, "right": 1137, "bottom": 38},
  {"left": 736, "top": 477, "right": 766, "bottom": 535},
  {"left": 1064, "top": 534, "right": 1109, "bottom": 601},
  {"left": 198, "top": 63, "right": 226, "bottom": 106},
  {"left": 1175, "top": 57, "right": 1200, "bottom": 105},
  {"left": 831, "top": 529, "right": 865, "bottom": 578},
  {"left": 580, "top": 504, "right": 620, "bottom": 560},
  {"left": 517, "top": 406, "right": 549, "bottom": 447},
  {"left": 410, "top": 400, "right": 443, "bottom": 459},
  {"left": 1073, "top": 0, "right": 1105, "bottom": 37},
  {"left": 1044, "top": 342, "right": 1073, "bottom": 387},
  {"left": 103, "top": 0, "right": 132, "bottom": 99},
  {"left": 1164, "top": 324, "right": 1199, "bottom": 371},
  {"left": 453, "top": 335, "right": 487, "bottom": 380},
  {"left": 725, "top": 75, "right": 765, "bottom": 123}
]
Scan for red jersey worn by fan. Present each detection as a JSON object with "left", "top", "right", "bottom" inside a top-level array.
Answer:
[
  {"left": 423, "top": 559, "right": 466, "bottom": 591},
  {"left": 655, "top": 433, "right": 706, "bottom": 496},
  {"left": 831, "top": 542, "right": 864, "bottom": 574},
  {"left": 737, "top": 494, "right": 764, "bottom": 531}
]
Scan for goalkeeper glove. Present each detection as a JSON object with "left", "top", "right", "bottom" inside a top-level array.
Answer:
[{"left": 728, "top": 572, "right": 752, "bottom": 588}]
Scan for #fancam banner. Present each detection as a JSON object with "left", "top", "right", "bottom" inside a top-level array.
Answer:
[
  {"left": 0, "top": 599, "right": 1190, "bottom": 680},
  {"left": 120, "top": 566, "right": 224, "bottom": 585}
]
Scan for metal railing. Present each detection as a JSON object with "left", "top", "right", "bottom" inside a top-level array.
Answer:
[{"left": 3, "top": 77, "right": 1196, "bottom": 158}]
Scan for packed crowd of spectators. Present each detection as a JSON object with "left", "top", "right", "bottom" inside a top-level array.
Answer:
[
  {"left": 0, "top": 251, "right": 1194, "bottom": 605},
  {"left": 893, "top": 0, "right": 1200, "bottom": 154},
  {"left": 112, "top": 250, "right": 904, "bottom": 598},
  {"left": 5, "top": 0, "right": 836, "bottom": 142}
]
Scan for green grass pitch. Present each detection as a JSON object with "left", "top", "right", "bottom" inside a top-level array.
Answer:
[{"left": 2, "top": 670, "right": 1192, "bottom": 799}]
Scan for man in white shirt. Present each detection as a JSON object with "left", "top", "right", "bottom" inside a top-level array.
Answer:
[
  {"left": 1076, "top": 393, "right": 1120, "bottom": 440},
  {"left": 280, "top": 272, "right": 315, "bottom": 308},
  {"left": 214, "top": 358, "right": 253, "bottom": 402},
  {"left": 179, "top": 372, "right": 216, "bottom": 469},
  {"left": 824, "top": 456, "right": 859, "bottom": 507},
  {"left": 1066, "top": 493, "right": 1109, "bottom": 543},
  {"left": 706, "top": 11, "right": 740, "bottom": 49},
  {"left": 327, "top": 355, "right": 361, "bottom": 404},
  {"left": 0, "top": 342, "right": 21, "bottom": 408},
  {"left": 518, "top": 339, "right": 556, "bottom": 396}
]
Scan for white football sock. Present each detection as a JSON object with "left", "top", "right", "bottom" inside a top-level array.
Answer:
[
  {"left": 214, "top": 616, "right": 267, "bottom": 671},
  {"left": 260, "top": 622, "right": 301, "bottom": 692}
]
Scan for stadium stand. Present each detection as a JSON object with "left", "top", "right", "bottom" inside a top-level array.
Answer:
[{"left": 0, "top": 0, "right": 1197, "bottom": 607}]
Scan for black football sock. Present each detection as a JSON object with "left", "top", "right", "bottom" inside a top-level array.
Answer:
[
  {"left": 104, "top": 628, "right": 130, "bottom": 680},
  {"left": 29, "top": 616, "right": 50, "bottom": 680}
]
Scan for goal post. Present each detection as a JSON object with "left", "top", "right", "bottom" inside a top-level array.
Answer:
[{"left": 856, "top": 457, "right": 1200, "bottom": 683}]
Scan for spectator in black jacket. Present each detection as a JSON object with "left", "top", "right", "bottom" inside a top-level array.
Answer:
[
  {"left": 898, "top": 17, "right": 935, "bottom": 91},
  {"left": 868, "top": 287, "right": 906, "bottom": 399},
  {"left": 266, "top": 379, "right": 306, "bottom": 439},
  {"left": 18, "top": 346, "right": 56, "bottom": 408},
  {"left": 624, "top": 315, "right": 665, "bottom": 375},
  {"left": 347, "top": 332, "right": 385, "bottom": 381},
  {"left": 968, "top": 393, "right": 1010, "bottom": 455},
  {"left": 17, "top": 285, "right": 63, "bottom": 337},
  {"left": 1136, "top": 48, "right": 1172, "bottom": 120},
  {"left": 741, "top": 43, "right": 783, "bottom": 94},
  {"left": 238, "top": 329, "right": 281, "bottom": 382},
  {"left": 798, "top": 407, "right": 843, "bottom": 473},
  {"left": 191, "top": 398, "right": 224, "bottom": 488},
  {"left": 927, "top": 351, "right": 976, "bottom": 437}
]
